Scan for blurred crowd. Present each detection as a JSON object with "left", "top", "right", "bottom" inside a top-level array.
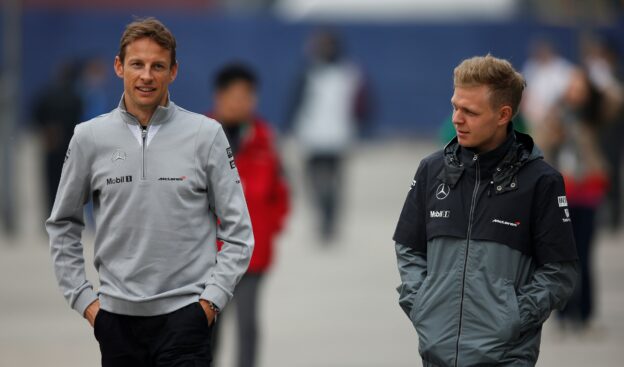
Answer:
[
  {"left": 0, "top": 4, "right": 623, "bottom": 365},
  {"left": 520, "top": 35, "right": 624, "bottom": 334}
]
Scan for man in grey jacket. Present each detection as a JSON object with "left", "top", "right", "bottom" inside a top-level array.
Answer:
[
  {"left": 46, "top": 18, "right": 254, "bottom": 366},
  {"left": 393, "top": 55, "right": 578, "bottom": 366}
]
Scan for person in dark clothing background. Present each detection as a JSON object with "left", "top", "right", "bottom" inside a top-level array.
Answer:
[
  {"left": 34, "top": 61, "right": 83, "bottom": 215},
  {"left": 208, "top": 63, "right": 289, "bottom": 367}
]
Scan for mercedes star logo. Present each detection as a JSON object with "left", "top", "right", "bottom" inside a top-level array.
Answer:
[
  {"left": 435, "top": 183, "right": 450, "bottom": 200},
  {"left": 111, "top": 149, "right": 127, "bottom": 162}
]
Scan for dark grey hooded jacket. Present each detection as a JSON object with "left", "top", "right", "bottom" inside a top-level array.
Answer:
[{"left": 393, "top": 130, "right": 578, "bottom": 366}]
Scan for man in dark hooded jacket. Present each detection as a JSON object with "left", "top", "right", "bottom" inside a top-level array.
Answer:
[{"left": 393, "top": 54, "right": 578, "bottom": 366}]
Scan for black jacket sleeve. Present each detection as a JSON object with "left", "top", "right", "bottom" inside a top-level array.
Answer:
[
  {"left": 530, "top": 173, "right": 578, "bottom": 266},
  {"left": 393, "top": 161, "right": 428, "bottom": 253}
]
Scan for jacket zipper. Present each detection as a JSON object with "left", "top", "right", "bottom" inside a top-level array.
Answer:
[
  {"left": 455, "top": 153, "right": 480, "bottom": 367},
  {"left": 141, "top": 125, "right": 148, "bottom": 180}
]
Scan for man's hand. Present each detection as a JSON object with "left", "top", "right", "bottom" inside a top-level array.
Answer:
[
  {"left": 84, "top": 300, "right": 101, "bottom": 328},
  {"left": 199, "top": 299, "right": 217, "bottom": 326}
]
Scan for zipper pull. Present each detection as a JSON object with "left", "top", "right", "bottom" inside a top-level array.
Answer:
[
  {"left": 487, "top": 181, "right": 494, "bottom": 197},
  {"left": 473, "top": 154, "right": 478, "bottom": 161}
]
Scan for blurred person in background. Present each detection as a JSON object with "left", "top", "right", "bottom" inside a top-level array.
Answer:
[
  {"left": 78, "top": 56, "right": 111, "bottom": 231},
  {"left": 521, "top": 39, "right": 574, "bottom": 147},
  {"left": 33, "top": 60, "right": 83, "bottom": 216},
  {"left": 207, "top": 63, "right": 289, "bottom": 367},
  {"left": 582, "top": 35, "right": 624, "bottom": 230},
  {"left": 394, "top": 55, "right": 578, "bottom": 366},
  {"left": 287, "top": 28, "right": 370, "bottom": 243},
  {"left": 542, "top": 68, "right": 609, "bottom": 332},
  {"left": 46, "top": 18, "right": 253, "bottom": 366},
  {"left": 78, "top": 56, "right": 110, "bottom": 121}
]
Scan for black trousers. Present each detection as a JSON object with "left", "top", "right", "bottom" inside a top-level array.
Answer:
[
  {"left": 94, "top": 303, "right": 214, "bottom": 367},
  {"left": 559, "top": 206, "right": 596, "bottom": 323},
  {"left": 305, "top": 154, "right": 343, "bottom": 241},
  {"left": 212, "top": 273, "right": 264, "bottom": 367}
]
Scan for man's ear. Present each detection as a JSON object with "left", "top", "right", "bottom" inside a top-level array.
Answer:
[
  {"left": 114, "top": 56, "right": 124, "bottom": 78},
  {"left": 498, "top": 105, "right": 513, "bottom": 126},
  {"left": 169, "top": 61, "right": 179, "bottom": 82}
]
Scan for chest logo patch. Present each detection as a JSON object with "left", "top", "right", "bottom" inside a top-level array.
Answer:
[
  {"left": 492, "top": 218, "right": 521, "bottom": 228},
  {"left": 430, "top": 210, "right": 450, "bottom": 218},
  {"left": 435, "top": 183, "right": 450, "bottom": 200},
  {"left": 111, "top": 149, "right": 127, "bottom": 162}
]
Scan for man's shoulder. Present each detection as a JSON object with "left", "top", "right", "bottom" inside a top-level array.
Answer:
[
  {"left": 71, "top": 110, "right": 117, "bottom": 143},
  {"left": 174, "top": 105, "right": 221, "bottom": 132},
  {"left": 415, "top": 149, "right": 445, "bottom": 176},
  {"left": 522, "top": 157, "right": 564, "bottom": 185}
]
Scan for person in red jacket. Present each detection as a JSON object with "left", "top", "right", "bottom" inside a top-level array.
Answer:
[{"left": 208, "top": 63, "right": 289, "bottom": 367}]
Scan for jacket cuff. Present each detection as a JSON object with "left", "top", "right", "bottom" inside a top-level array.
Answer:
[
  {"left": 200, "top": 284, "right": 230, "bottom": 311},
  {"left": 73, "top": 288, "right": 98, "bottom": 317}
]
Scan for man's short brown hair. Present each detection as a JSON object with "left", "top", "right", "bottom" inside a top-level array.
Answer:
[
  {"left": 453, "top": 54, "right": 526, "bottom": 117},
  {"left": 118, "top": 17, "right": 177, "bottom": 67}
]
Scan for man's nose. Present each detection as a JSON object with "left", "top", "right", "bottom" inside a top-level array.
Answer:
[
  {"left": 452, "top": 110, "right": 463, "bottom": 124},
  {"left": 140, "top": 67, "right": 153, "bottom": 82}
]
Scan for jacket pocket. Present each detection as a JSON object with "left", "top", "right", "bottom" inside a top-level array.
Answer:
[
  {"left": 504, "top": 282, "right": 522, "bottom": 341},
  {"left": 93, "top": 309, "right": 106, "bottom": 339},
  {"left": 409, "top": 274, "right": 433, "bottom": 324}
]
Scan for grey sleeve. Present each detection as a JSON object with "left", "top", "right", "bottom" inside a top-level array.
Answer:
[
  {"left": 45, "top": 126, "right": 97, "bottom": 316},
  {"left": 201, "top": 126, "right": 254, "bottom": 310},
  {"left": 395, "top": 242, "right": 428, "bottom": 318},
  {"left": 516, "top": 260, "right": 579, "bottom": 333}
]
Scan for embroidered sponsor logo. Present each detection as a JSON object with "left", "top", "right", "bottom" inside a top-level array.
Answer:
[
  {"left": 111, "top": 149, "right": 127, "bottom": 162},
  {"left": 430, "top": 210, "right": 450, "bottom": 218},
  {"left": 435, "top": 183, "right": 450, "bottom": 200},
  {"left": 106, "top": 175, "right": 133, "bottom": 185},
  {"left": 558, "top": 196, "right": 568, "bottom": 207},
  {"left": 64, "top": 148, "right": 71, "bottom": 164},
  {"left": 562, "top": 208, "right": 571, "bottom": 222},
  {"left": 226, "top": 147, "right": 236, "bottom": 169},
  {"left": 158, "top": 176, "right": 187, "bottom": 181},
  {"left": 492, "top": 218, "right": 521, "bottom": 228}
]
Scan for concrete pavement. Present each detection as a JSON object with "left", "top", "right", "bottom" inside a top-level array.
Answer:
[{"left": 0, "top": 135, "right": 622, "bottom": 366}]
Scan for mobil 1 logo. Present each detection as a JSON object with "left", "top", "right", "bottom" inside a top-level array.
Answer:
[{"left": 106, "top": 175, "right": 133, "bottom": 186}]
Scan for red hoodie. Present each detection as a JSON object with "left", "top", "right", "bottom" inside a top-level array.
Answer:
[{"left": 213, "top": 116, "right": 290, "bottom": 273}]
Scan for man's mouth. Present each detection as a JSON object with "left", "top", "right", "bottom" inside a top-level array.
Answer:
[{"left": 136, "top": 86, "right": 156, "bottom": 93}]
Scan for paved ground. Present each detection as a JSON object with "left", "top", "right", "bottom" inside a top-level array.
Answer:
[{"left": 0, "top": 135, "right": 622, "bottom": 366}]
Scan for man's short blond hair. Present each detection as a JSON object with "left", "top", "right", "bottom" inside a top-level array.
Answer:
[{"left": 453, "top": 54, "right": 526, "bottom": 117}]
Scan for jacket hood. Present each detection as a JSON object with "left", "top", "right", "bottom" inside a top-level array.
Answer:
[{"left": 438, "top": 128, "right": 543, "bottom": 194}]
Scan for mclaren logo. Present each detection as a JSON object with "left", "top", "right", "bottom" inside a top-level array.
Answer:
[
  {"left": 435, "top": 183, "right": 450, "bottom": 200},
  {"left": 492, "top": 218, "right": 520, "bottom": 228},
  {"left": 158, "top": 176, "right": 187, "bottom": 181},
  {"left": 111, "top": 149, "right": 127, "bottom": 162}
]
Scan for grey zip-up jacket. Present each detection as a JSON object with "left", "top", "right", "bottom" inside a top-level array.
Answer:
[
  {"left": 393, "top": 130, "right": 578, "bottom": 366},
  {"left": 46, "top": 97, "right": 254, "bottom": 317}
]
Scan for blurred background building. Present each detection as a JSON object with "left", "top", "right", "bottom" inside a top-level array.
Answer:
[{"left": 0, "top": 1, "right": 623, "bottom": 366}]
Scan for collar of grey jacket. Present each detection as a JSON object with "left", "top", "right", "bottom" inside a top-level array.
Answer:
[{"left": 117, "top": 94, "right": 175, "bottom": 127}]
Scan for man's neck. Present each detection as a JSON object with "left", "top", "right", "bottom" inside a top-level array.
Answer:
[{"left": 124, "top": 94, "right": 168, "bottom": 126}]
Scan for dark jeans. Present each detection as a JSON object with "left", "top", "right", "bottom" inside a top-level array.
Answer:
[
  {"left": 559, "top": 206, "right": 596, "bottom": 324},
  {"left": 305, "top": 154, "right": 343, "bottom": 241},
  {"left": 212, "top": 273, "right": 264, "bottom": 367},
  {"left": 94, "top": 303, "right": 214, "bottom": 367}
]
